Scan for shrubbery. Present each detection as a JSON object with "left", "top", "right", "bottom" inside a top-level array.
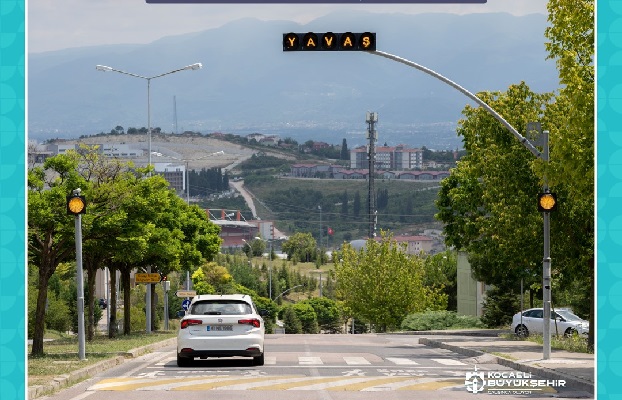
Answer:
[{"left": 400, "top": 310, "right": 484, "bottom": 331}]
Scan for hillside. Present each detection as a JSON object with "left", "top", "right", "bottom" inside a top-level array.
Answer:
[{"left": 55, "top": 133, "right": 445, "bottom": 243}]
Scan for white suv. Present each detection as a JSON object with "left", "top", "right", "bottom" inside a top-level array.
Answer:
[{"left": 176, "top": 294, "right": 266, "bottom": 367}]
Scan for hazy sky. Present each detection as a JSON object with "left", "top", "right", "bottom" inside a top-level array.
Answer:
[{"left": 27, "top": 0, "right": 548, "bottom": 53}]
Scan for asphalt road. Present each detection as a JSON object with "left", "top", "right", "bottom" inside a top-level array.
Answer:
[{"left": 37, "top": 334, "right": 584, "bottom": 400}]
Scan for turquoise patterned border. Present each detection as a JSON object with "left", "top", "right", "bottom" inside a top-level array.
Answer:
[
  {"left": 0, "top": 0, "right": 25, "bottom": 399},
  {"left": 597, "top": 0, "right": 622, "bottom": 398}
]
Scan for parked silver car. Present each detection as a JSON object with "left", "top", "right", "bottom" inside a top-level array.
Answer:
[{"left": 511, "top": 307, "right": 589, "bottom": 338}]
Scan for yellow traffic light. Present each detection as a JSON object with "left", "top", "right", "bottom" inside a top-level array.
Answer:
[
  {"left": 538, "top": 192, "right": 557, "bottom": 212},
  {"left": 67, "top": 195, "right": 86, "bottom": 215}
]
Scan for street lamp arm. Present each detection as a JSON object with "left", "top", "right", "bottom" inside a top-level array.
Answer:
[
  {"left": 96, "top": 63, "right": 202, "bottom": 80},
  {"left": 368, "top": 50, "right": 544, "bottom": 160},
  {"left": 96, "top": 65, "right": 149, "bottom": 80},
  {"left": 272, "top": 285, "right": 303, "bottom": 302},
  {"left": 151, "top": 63, "right": 203, "bottom": 79}
]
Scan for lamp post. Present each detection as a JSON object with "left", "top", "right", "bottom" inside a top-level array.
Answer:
[{"left": 96, "top": 62, "right": 202, "bottom": 333}]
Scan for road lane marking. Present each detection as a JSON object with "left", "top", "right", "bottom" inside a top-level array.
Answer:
[
  {"left": 385, "top": 357, "right": 419, "bottom": 365},
  {"left": 344, "top": 357, "right": 371, "bottom": 365},
  {"left": 299, "top": 356, "right": 323, "bottom": 365},
  {"left": 430, "top": 358, "right": 467, "bottom": 366}
]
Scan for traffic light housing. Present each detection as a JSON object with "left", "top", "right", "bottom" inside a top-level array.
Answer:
[
  {"left": 66, "top": 194, "right": 86, "bottom": 215},
  {"left": 283, "top": 32, "right": 376, "bottom": 51},
  {"left": 538, "top": 192, "right": 558, "bottom": 212}
]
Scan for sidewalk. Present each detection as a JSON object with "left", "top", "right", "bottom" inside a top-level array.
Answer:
[{"left": 415, "top": 330, "right": 594, "bottom": 395}]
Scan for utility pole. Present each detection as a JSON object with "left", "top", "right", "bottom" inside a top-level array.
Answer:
[{"left": 366, "top": 112, "right": 378, "bottom": 238}]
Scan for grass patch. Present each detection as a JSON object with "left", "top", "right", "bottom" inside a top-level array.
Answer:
[
  {"left": 401, "top": 310, "right": 485, "bottom": 331},
  {"left": 498, "top": 332, "right": 593, "bottom": 354},
  {"left": 28, "top": 331, "right": 176, "bottom": 387}
]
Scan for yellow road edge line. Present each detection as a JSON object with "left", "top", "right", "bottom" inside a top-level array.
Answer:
[{"left": 171, "top": 375, "right": 304, "bottom": 391}]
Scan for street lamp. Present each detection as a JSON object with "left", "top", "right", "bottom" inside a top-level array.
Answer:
[
  {"left": 95, "top": 63, "right": 203, "bottom": 171},
  {"left": 97, "top": 63, "right": 202, "bottom": 333}
]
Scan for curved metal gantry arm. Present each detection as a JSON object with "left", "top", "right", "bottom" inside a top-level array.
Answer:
[{"left": 368, "top": 50, "right": 544, "bottom": 160}]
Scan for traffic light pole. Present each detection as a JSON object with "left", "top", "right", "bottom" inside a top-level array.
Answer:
[
  {"left": 542, "top": 130, "right": 551, "bottom": 359},
  {"left": 366, "top": 50, "right": 552, "bottom": 359}
]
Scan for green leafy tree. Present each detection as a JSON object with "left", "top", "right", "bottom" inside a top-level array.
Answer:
[
  {"left": 335, "top": 233, "right": 446, "bottom": 332},
  {"left": 544, "top": 0, "right": 594, "bottom": 347},
  {"left": 28, "top": 152, "right": 88, "bottom": 355},
  {"left": 436, "top": 83, "right": 552, "bottom": 293},
  {"left": 282, "top": 232, "right": 317, "bottom": 262},
  {"left": 292, "top": 303, "right": 318, "bottom": 334},
  {"left": 423, "top": 251, "right": 458, "bottom": 311},
  {"left": 302, "top": 297, "right": 342, "bottom": 333}
]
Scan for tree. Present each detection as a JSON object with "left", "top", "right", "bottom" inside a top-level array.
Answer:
[
  {"left": 28, "top": 152, "right": 88, "bottom": 355},
  {"left": 292, "top": 303, "right": 319, "bottom": 334},
  {"left": 340, "top": 138, "right": 349, "bottom": 160},
  {"left": 340, "top": 190, "right": 349, "bottom": 218},
  {"left": 302, "top": 297, "right": 342, "bottom": 333},
  {"left": 335, "top": 233, "right": 446, "bottom": 332},
  {"left": 423, "top": 251, "right": 458, "bottom": 311},
  {"left": 544, "top": 0, "right": 594, "bottom": 347},
  {"left": 282, "top": 306, "right": 302, "bottom": 334},
  {"left": 282, "top": 232, "right": 317, "bottom": 262},
  {"left": 353, "top": 191, "right": 361, "bottom": 217},
  {"left": 436, "top": 83, "right": 552, "bottom": 293}
]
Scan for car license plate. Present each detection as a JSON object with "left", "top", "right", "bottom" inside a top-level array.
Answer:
[{"left": 207, "top": 325, "right": 233, "bottom": 331}]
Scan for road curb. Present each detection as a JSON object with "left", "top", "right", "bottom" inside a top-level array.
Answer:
[
  {"left": 28, "top": 337, "right": 177, "bottom": 399},
  {"left": 419, "top": 338, "right": 594, "bottom": 395}
]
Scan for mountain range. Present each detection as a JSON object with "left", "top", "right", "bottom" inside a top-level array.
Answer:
[{"left": 28, "top": 11, "right": 558, "bottom": 150}]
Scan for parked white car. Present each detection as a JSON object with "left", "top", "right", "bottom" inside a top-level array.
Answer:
[
  {"left": 176, "top": 294, "right": 266, "bottom": 367},
  {"left": 511, "top": 307, "right": 589, "bottom": 338}
]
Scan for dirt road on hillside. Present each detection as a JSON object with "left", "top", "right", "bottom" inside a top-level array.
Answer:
[{"left": 229, "top": 180, "right": 287, "bottom": 239}]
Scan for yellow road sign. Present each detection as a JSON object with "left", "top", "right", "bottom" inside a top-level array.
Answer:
[
  {"left": 135, "top": 273, "right": 161, "bottom": 283},
  {"left": 176, "top": 290, "right": 197, "bottom": 298}
]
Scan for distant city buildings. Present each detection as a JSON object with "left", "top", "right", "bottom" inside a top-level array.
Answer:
[{"left": 350, "top": 145, "right": 424, "bottom": 170}]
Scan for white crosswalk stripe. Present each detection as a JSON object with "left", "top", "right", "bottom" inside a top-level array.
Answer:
[
  {"left": 344, "top": 357, "right": 371, "bottom": 365},
  {"left": 298, "top": 356, "right": 323, "bottom": 365},
  {"left": 430, "top": 358, "right": 467, "bottom": 366},
  {"left": 385, "top": 357, "right": 419, "bottom": 365}
]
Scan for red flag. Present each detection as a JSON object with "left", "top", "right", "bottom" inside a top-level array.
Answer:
[{"left": 327, "top": 227, "right": 334, "bottom": 235}]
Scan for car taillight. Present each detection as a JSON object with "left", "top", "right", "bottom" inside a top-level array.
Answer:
[
  {"left": 180, "top": 319, "right": 202, "bottom": 329},
  {"left": 238, "top": 318, "right": 261, "bottom": 328}
]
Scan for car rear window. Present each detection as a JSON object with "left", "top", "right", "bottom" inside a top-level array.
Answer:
[{"left": 190, "top": 300, "right": 252, "bottom": 315}]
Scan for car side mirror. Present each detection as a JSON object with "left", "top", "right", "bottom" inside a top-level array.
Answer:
[
  {"left": 259, "top": 309, "right": 269, "bottom": 317},
  {"left": 176, "top": 310, "right": 186, "bottom": 318}
]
